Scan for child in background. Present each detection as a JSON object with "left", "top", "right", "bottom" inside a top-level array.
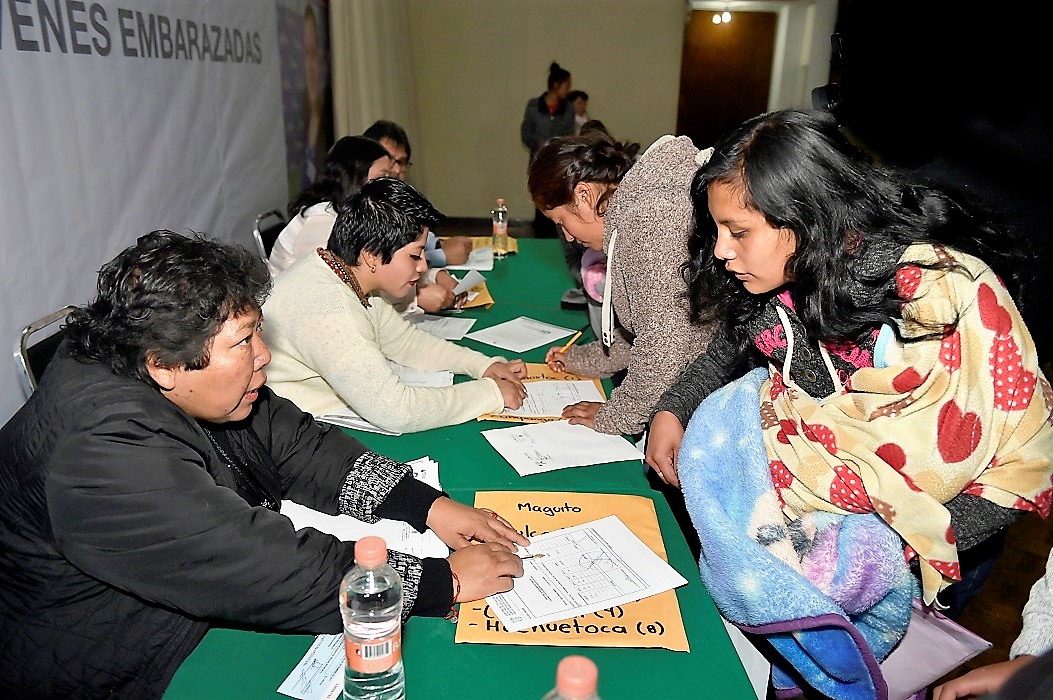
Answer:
[
  {"left": 567, "top": 90, "right": 589, "bottom": 135},
  {"left": 647, "top": 109, "right": 1053, "bottom": 613}
]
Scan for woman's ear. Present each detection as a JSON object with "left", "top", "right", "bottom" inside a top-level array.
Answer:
[
  {"left": 145, "top": 353, "right": 176, "bottom": 391},
  {"left": 573, "top": 181, "right": 593, "bottom": 208}
]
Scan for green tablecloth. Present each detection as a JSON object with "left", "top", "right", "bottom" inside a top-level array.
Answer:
[{"left": 165, "top": 239, "right": 754, "bottom": 699}]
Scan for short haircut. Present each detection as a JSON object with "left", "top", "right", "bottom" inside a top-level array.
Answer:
[
  {"left": 328, "top": 177, "right": 445, "bottom": 264},
  {"left": 567, "top": 90, "right": 588, "bottom": 102},
  {"left": 362, "top": 119, "right": 411, "bottom": 160},
  {"left": 65, "top": 231, "right": 271, "bottom": 388}
]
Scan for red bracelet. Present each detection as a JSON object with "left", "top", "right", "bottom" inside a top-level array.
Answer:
[
  {"left": 445, "top": 571, "right": 462, "bottom": 623},
  {"left": 450, "top": 570, "right": 461, "bottom": 602}
]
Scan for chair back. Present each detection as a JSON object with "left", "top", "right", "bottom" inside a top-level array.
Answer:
[
  {"left": 252, "top": 209, "right": 286, "bottom": 260},
  {"left": 13, "top": 305, "right": 77, "bottom": 396}
]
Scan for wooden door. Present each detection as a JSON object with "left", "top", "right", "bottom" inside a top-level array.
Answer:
[{"left": 676, "top": 10, "right": 777, "bottom": 148}]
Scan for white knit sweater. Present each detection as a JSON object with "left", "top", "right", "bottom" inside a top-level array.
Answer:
[{"left": 262, "top": 253, "right": 504, "bottom": 433}]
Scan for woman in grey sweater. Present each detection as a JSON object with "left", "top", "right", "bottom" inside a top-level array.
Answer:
[{"left": 527, "top": 132, "right": 715, "bottom": 436}]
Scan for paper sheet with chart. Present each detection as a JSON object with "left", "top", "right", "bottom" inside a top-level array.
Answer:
[
  {"left": 502, "top": 380, "right": 605, "bottom": 418},
  {"left": 486, "top": 515, "right": 687, "bottom": 633}
]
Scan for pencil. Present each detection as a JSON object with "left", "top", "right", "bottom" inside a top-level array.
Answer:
[{"left": 558, "top": 324, "right": 590, "bottom": 353}]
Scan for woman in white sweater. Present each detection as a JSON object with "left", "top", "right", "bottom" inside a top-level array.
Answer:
[{"left": 263, "top": 177, "right": 527, "bottom": 433}]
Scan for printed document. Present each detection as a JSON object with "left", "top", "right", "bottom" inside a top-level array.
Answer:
[
  {"left": 465, "top": 316, "right": 575, "bottom": 353},
  {"left": 482, "top": 420, "right": 643, "bottom": 476},
  {"left": 487, "top": 515, "right": 688, "bottom": 632},
  {"left": 502, "top": 380, "right": 605, "bottom": 419}
]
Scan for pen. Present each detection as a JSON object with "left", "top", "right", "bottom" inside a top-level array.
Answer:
[
  {"left": 558, "top": 324, "right": 590, "bottom": 353},
  {"left": 519, "top": 553, "right": 545, "bottom": 560}
]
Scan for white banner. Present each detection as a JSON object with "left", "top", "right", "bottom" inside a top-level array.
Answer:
[{"left": 0, "top": 0, "right": 287, "bottom": 422}]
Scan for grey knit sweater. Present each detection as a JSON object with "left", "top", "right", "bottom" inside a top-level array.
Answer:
[
  {"left": 561, "top": 135, "right": 715, "bottom": 435},
  {"left": 1012, "top": 547, "right": 1053, "bottom": 658}
]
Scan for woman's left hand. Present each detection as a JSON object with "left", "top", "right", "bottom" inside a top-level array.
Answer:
[
  {"left": 426, "top": 497, "right": 529, "bottom": 551},
  {"left": 562, "top": 401, "right": 601, "bottom": 429},
  {"left": 484, "top": 360, "right": 527, "bottom": 384}
]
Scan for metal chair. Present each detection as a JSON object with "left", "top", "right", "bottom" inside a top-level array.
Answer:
[
  {"left": 13, "top": 305, "right": 76, "bottom": 397},
  {"left": 252, "top": 209, "right": 287, "bottom": 260}
]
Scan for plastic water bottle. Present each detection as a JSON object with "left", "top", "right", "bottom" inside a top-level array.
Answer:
[
  {"left": 541, "top": 655, "right": 601, "bottom": 700},
  {"left": 491, "top": 197, "right": 509, "bottom": 258},
  {"left": 340, "top": 536, "right": 405, "bottom": 700}
]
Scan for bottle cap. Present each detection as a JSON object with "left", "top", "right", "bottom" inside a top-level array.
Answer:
[
  {"left": 555, "top": 655, "right": 598, "bottom": 698},
  {"left": 354, "top": 536, "right": 388, "bottom": 567}
]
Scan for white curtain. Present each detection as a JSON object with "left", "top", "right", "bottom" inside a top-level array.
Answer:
[{"left": 329, "top": 0, "right": 419, "bottom": 142}]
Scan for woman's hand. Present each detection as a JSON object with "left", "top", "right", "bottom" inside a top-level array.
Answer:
[
  {"left": 561, "top": 401, "right": 601, "bottom": 429},
  {"left": 932, "top": 657, "right": 1035, "bottom": 700},
  {"left": 434, "top": 269, "right": 458, "bottom": 292},
  {"left": 645, "top": 411, "right": 685, "bottom": 488},
  {"left": 427, "top": 498, "right": 529, "bottom": 551},
  {"left": 545, "top": 347, "right": 567, "bottom": 372},
  {"left": 441, "top": 236, "right": 473, "bottom": 266},
  {"left": 415, "top": 283, "right": 456, "bottom": 312},
  {"left": 448, "top": 544, "right": 524, "bottom": 602},
  {"left": 484, "top": 359, "right": 526, "bottom": 382}
]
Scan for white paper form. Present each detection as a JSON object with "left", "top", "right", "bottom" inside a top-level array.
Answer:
[
  {"left": 481, "top": 420, "right": 643, "bottom": 476},
  {"left": 279, "top": 457, "right": 449, "bottom": 559},
  {"left": 444, "top": 246, "right": 493, "bottom": 271},
  {"left": 503, "top": 380, "right": 605, "bottom": 418},
  {"left": 277, "top": 633, "right": 342, "bottom": 700},
  {"left": 465, "top": 316, "right": 575, "bottom": 353},
  {"left": 451, "top": 269, "right": 486, "bottom": 295},
  {"left": 487, "top": 516, "right": 688, "bottom": 633},
  {"left": 406, "top": 313, "right": 478, "bottom": 340}
]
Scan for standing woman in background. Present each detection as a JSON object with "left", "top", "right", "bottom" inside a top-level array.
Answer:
[
  {"left": 528, "top": 132, "right": 715, "bottom": 436},
  {"left": 521, "top": 62, "right": 575, "bottom": 238},
  {"left": 267, "top": 136, "right": 393, "bottom": 277}
]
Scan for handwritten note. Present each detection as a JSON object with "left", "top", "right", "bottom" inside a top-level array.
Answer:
[
  {"left": 481, "top": 420, "right": 642, "bottom": 476},
  {"left": 455, "top": 491, "right": 690, "bottom": 651}
]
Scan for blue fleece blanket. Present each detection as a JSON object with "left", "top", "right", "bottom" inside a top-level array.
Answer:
[{"left": 679, "top": 368, "right": 918, "bottom": 699}]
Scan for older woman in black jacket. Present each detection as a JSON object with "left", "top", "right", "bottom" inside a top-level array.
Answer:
[{"left": 0, "top": 231, "right": 525, "bottom": 698}]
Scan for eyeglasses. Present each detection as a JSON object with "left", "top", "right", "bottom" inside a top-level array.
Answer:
[{"left": 392, "top": 157, "right": 412, "bottom": 169}]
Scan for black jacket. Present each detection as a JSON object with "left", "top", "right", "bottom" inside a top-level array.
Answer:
[{"left": 0, "top": 347, "right": 450, "bottom": 698}]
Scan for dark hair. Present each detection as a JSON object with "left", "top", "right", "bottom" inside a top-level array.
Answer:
[
  {"left": 547, "top": 62, "right": 571, "bottom": 90},
  {"left": 685, "top": 108, "right": 1024, "bottom": 347},
  {"left": 568, "top": 90, "right": 588, "bottom": 102},
  {"left": 329, "top": 177, "right": 445, "bottom": 264},
  {"left": 65, "top": 231, "right": 271, "bottom": 388},
  {"left": 362, "top": 119, "right": 412, "bottom": 160},
  {"left": 527, "top": 133, "right": 635, "bottom": 216},
  {"left": 287, "top": 135, "right": 390, "bottom": 217}
]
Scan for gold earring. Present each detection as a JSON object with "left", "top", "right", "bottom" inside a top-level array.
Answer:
[{"left": 370, "top": 262, "right": 377, "bottom": 273}]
